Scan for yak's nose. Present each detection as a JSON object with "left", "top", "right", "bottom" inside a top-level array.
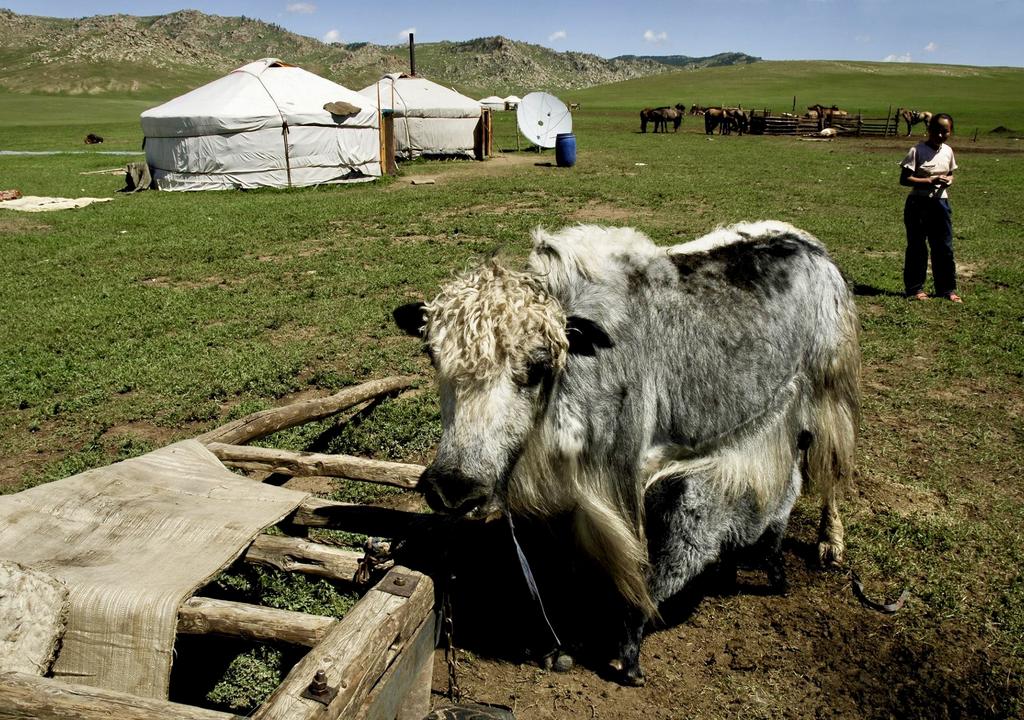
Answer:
[{"left": 418, "top": 465, "right": 490, "bottom": 516}]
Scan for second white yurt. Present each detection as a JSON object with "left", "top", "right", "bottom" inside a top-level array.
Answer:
[
  {"left": 360, "top": 74, "right": 484, "bottom": 159},
  {"left": 479, "top": 96, "right": 505, "bottom": 111},
  {"left": 503, "top": 94, "right": 522, "bottom": 111},
  {"left": 141, "top": 59, "right": 385, "bottom": 191}
]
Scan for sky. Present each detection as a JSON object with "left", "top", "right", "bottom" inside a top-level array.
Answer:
[{"left": 11, "top": 0, "right": 1024, "bottom": 68}]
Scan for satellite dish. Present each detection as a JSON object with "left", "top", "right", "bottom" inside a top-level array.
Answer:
[{"left": 517, "top": 92, "right": 572, "bottom": 148}]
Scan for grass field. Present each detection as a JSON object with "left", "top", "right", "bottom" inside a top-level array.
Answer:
[{"left": 1, "top": 60, "right": 1022, "bottom": 717}]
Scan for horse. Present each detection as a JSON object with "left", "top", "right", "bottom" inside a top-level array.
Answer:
[
  {"left": 651, "top": 104, "right": 686, "bottom": 133},
  {"left": 704, "top": 107, "right": 725, "bottom": 134},
  {"left": 895, "top": 107, "right": 933, "bottom": 136},
  {"left": 393, "top": 221, "right": 860, "bottom": 686},
  {"left": 640, "top": 108, "right": 654, "bottom": 133}
]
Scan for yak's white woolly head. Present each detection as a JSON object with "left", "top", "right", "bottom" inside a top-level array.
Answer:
[{"left": 424, "top": 262, "right": 569, "bottom": 382}]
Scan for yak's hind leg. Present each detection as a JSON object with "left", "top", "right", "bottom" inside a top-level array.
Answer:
[
  {"left": 804, "top": 274, "right": 861, "bottom": 566},
  {"left": 611, "top": 470, "right": 724, "bottom": 686}
]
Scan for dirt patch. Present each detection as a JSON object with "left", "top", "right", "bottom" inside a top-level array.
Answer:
[
  {"left": 0, "top": 451, "right": 58, "bottom": 490},
  {"left": 386, "top": 152, "right": 557, "bottom": 191},
  {"left": 569, "top": 200, "right": 651, "bottom": 223},
  {"left": 0, "top": 216, "right": 52, "bottom": 234},
  {"left": 253, "top": 246, "right": 325, "bottom": 263},
  {"left": 424, "top": 548, "right": 1018, "bottom": 720},
  {"left": 101, "top": 420, "right": 176, "bottom": 447},
  {"left": 140, "top": 276, "right": 246, "bottom": 290}
]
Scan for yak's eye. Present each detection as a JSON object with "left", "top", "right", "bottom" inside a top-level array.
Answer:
[{"left": 516, "top": 358, "right": 549, "bottom": 387}]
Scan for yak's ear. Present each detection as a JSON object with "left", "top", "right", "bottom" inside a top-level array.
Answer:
[
  {"left": 392, "top": 302, "right": 427, "bottom": 338},
  {"left": 566, "top": 316, "right": 614, "bottom": 356}
]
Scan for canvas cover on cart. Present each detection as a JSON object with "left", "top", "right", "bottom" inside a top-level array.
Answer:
[
  {"left": 0, "top": 440, "right": 308, "bottom": 698},
  {"left": 141, "top": 58, "right": 382, "bottom": 190}
]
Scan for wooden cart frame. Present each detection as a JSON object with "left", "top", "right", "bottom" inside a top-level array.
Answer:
[{"left": 1, "top": 376, "right": 435, "bottom": 720}]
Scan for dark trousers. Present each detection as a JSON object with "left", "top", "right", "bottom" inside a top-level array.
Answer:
[{"left": 903, "top": 195, "right": 957, "bottom": 296}]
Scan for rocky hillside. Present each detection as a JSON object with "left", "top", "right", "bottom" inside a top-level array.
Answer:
[
  {"left": 613, "top": 52, "right": 761, "bottom": 69},
  {"left": 0, "top": 8, "right": 758, "bottom": 97}
]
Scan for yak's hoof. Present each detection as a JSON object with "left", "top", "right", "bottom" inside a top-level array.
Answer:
[
  {"left": 608, "top": 659, "right": 646, "bottom": 686},
  {"left": 553, "top": 653, "right": 573, "bottom": 672},
  {"left": 817, "top": 541, "right": 845, "bottom": 568},
  {"left": 542, "top": 650, "right": 573, "bottom": 672},
  {"left": 768, "top": 562, "right": 789, "bottom": 595}
]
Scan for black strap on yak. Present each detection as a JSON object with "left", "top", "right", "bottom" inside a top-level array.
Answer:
[{"left": 506, "top": 514, "right": 562, "bottom": 649}]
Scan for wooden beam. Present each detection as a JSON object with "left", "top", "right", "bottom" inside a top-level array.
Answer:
[
  {"left": 177, "top": 597, "right": 336, "bottom": 648},
  {"left": 207, "top": 444, "right": 424, "bottom": 489},
  {"left": 290, "top": 497, "right": 428, "bottom": 536},
  {"left": 0, "top": 672, "right": 242, "bottom": 720},
  {"left": 197, "top": 376, "right": 417, "bottom": 446},
  {"left": 244, "top": 534, "right": 364, "bottom": 583},
  {"left": 357, "top": 614, "right": 435, "bottom": 720},
  {"left": 254, "top": 568, "right": 434, "bottom": 720}
]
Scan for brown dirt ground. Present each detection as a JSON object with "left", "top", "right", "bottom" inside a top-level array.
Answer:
[{"left": 410, "top": 500, "right": 1018, "bottom": 720}]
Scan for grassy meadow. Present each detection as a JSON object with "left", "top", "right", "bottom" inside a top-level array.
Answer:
[{"left": 1, "top": 60, "right": 1023, "bottom": 716}]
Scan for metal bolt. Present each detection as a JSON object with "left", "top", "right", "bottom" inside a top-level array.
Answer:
[
  {"left": 393, "top": 576, "right": 407, "bottom": 587},
  {"left": 309, "top": 670, "right": 328, "bottom": 696}
]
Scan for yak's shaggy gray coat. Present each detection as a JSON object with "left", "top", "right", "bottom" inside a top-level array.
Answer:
[{"left": 396, "top": 221, "right": 860, "bottom": 683}]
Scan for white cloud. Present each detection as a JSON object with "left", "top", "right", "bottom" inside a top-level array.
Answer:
[
  {"left": 643, "top": 29, "right": 668, "bottom": 44},
  {"left": 548, "top": 30, "right": 567, "bottom": 42},
  {"left": 286, "top": 2, "right": 316, "bottom": 13},
  {"left": 322, "top": 28, "right": 341, "bottom": 43},
  {"left": 924, "top": 41, "right": 938, "bottom": 52},
  {"left": 882, "top": 52, "right": 912, "bottom": 62},
  {"left": 398, "top": 27, "right": 417, "bottom": 39}
]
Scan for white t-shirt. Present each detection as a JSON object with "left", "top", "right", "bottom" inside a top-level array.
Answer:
[{"left": 901, "top": 142, "right": 958, "bottom": 199}]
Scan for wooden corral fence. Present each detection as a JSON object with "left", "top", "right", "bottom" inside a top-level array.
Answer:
[
  {"left": 0, "top": 376, "right": 438, "bottom": 720},
  {"left": 748, "top": 108, "right": 898, "bottom": 137}
]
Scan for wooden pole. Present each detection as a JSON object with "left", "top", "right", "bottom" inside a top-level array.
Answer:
[
  {"left": 0, "top": 672, "right": 242, "bottom": 720},
  {"left": 197, "top": 376, "right": 416, "bottom": 446},
  {"left": 244, "top": 534, "right": 364, "bottom": 583},
  {"left": 289, "top": 496, "right": 428, "bottom": 536},
  {"left": 177, "top": 597, "right": 336, "bottom": 647},
  {"left": 206, "top": 443, "right": 424, "bottom": 488}
]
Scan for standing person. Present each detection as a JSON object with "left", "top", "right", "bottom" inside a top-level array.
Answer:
[{"left": 900, "top": 113, "right": 961, "bottom": 302}]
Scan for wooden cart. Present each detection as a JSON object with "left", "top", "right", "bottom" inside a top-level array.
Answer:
[{"left": 0, "top": 377, "right": 435, "bottom": 720}]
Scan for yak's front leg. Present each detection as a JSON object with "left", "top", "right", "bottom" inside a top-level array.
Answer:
[{"left": 610, "top": 472, "right": 722, "bottom": 686}]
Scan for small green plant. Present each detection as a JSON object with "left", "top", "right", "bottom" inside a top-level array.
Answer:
[{"left": 205, "top": 644, "right": 283, "bottom": 712}]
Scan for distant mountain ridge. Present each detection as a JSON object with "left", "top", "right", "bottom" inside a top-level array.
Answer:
[
  {"left": 0, "top": 8, "right": 759, "bottom": 97},
  {"left": 614, "top": 52, "right": 761, "bottom": 69}
]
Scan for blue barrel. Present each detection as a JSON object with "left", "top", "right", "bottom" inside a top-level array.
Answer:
[{"left": 555, "top": 133, "right": 576, "bottom": 167}]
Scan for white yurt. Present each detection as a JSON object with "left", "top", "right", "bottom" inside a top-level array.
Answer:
[
  {"left": 141, "top": 59, "right": 384, "bottom": 190},
  {"left": 479, "top": 95, "right": 505, "bottom": 111},
  {"left": 360, "top": 73, "right": 484, "bottom": 159},
  {"left": 503, "top": 95, "right": 522, "bottom": 111}
]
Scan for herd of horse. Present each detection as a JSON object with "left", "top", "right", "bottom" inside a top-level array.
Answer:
[{"left": 640, "top": 102, "right": 935, "bottom": 137}]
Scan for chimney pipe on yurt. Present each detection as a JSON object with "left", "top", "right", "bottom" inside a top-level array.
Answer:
[{"left": 409, "top": 33, "right": 416, "bottom": 76}]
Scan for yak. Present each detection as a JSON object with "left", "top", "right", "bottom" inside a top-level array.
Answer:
[{"left": 393, "top": 221, "right": 860, "bottom": 685}]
